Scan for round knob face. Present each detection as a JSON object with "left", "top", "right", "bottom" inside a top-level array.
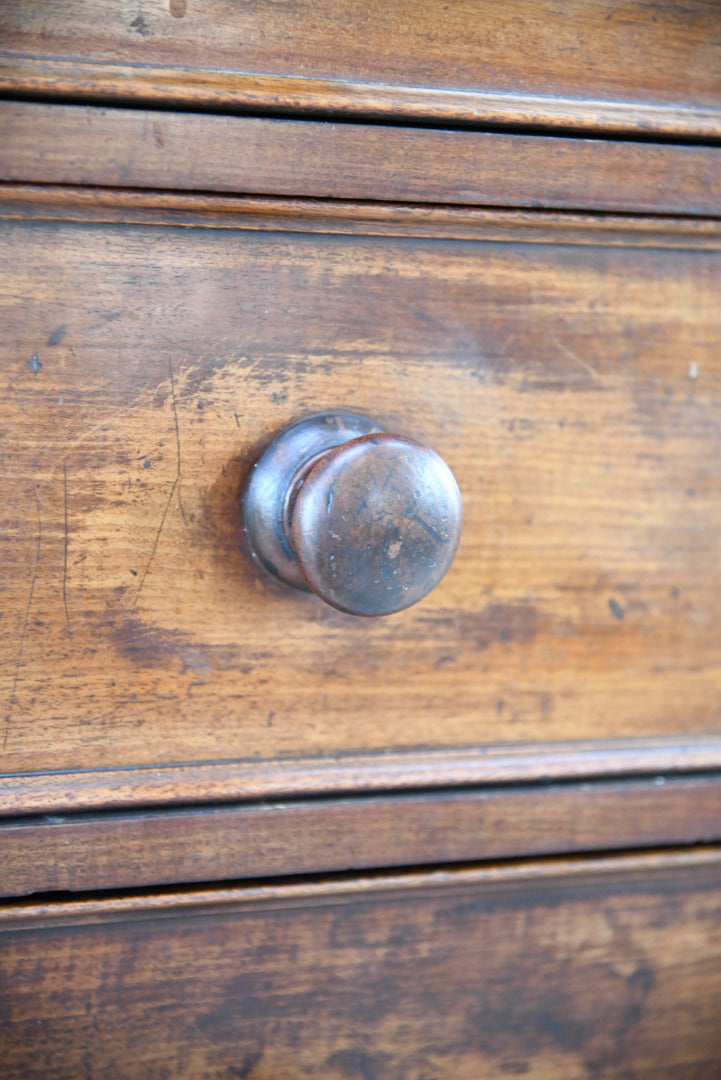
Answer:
[{"left": 290, "top": 433, "right": 462, "bottom": 616}]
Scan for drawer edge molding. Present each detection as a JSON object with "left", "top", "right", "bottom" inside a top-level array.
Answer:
[
  {"left": 2, "top": 56, "right": 721, "bottom": 141},
  {"left": 2, "top": 775, "right": 721, "bottom": 898},
  {"left": 2, "top": 101, "right": 721, "bottom": 217},
  {"left": 2, "top": 846, "right": 720, "bottom": 932},
  {"left": 2, "top": 736, "right": 721, "bottom": 816},
  {"left": 4, "top": 184, "right": 721, "bottom": 248}
]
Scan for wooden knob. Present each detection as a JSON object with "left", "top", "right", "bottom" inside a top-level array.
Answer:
[{"left": 243, "top": 412, "right": 462, "bottom": 616}]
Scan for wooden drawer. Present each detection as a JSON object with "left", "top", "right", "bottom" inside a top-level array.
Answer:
[
  {"left": 2, "top": 10, "right": 720, "bottom": 1075},
  {"left": 2, "top": 103, "right": 721, "bottom": 821},
  {"left": 1, "top": 1, "right": 721, "bottom": 137},
  {"left": 1, "top": 18, "right": 721, "bottom": 1074},
  {"left": 2, "top": 850, "right": 721, "bottom": 1078}
]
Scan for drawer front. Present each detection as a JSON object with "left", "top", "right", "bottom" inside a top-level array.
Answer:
[
  {"left": 2, "top": 172, "right": 721, "bottom": 780},
  {"left": 2, "top": 106, "right": 721, "bottom": 818},
  {"left": 1, "top": 1, "right": 721, "bottom": 137},
  {"left": 2, "top": 851, "right": 721, "bottom": 1078}
]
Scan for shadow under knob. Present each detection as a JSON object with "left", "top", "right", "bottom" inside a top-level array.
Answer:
[{"left": 243, "top": 412, "right": 462, "bottom": 616}]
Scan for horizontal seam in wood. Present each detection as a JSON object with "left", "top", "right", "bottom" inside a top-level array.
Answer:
[
  {"left": 2, "top": 185, "right": 721, "bottom": 241},
  {"left": 1, "top": 56, "right": 721, "bottom": 143},
  {"left": 1, "top": 846, "right": 720, "bottom": 931},
  {"left": 3, "top": 738, "right": 721, "bottom": 816},
  {"left": 3, "top": 770, "right": 721, "bottom": 825}
]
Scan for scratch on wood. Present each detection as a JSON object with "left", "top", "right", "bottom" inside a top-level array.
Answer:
[
  {"left": 4, "top": 490, "right": 42, "bottom": 749},
  {"left": 72, "top": 405, "right": 137, "bottom": 446},
  {"left": 63, "top": 462, "right": 72, "bottom": 636},
  {"left": 554, "top": 337, "right": 599, "bottom": 380},
  {"left": 132, "top": 360, "right": 183, "bottom": 608},
  {"left": 169, "top": 359, "right": 188, "bottom": 527}
]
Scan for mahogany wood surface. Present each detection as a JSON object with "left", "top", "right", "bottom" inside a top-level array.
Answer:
[
  {"left": 2, "top": 199, "right": 721, "bottom": 781},
  {"left": 2, "top": 850, "right": 721, "bottom": 1078},
  {"left": 3, "top": 736, "right": 721, "bottom": 817},
  {"left": 5, "top": 185, "right": 721, "bottom": 250},
  {"left": 2, "top": 775, "right": 721, "bottom": 898},
  {"left": 1, "top": 1, "right": 721, "bottom": 136},
  {"left": 4, "top": 102, "right": 721, "bottom": 217},
  {"left": 2, "top": 7, "right": 720, "bottom": 1071}
]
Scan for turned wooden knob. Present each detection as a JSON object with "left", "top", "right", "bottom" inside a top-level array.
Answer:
[{"left": 243, "top": 412, "right": 462, "bottom": 616}]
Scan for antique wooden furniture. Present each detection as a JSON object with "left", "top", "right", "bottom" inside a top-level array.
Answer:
[{"left": 2, "top": 3, "right": 721, "bottom": 1076}]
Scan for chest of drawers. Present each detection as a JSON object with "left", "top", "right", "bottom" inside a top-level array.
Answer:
[{"left": 2, "top": 4, "right": 721, "bottom": 1076}]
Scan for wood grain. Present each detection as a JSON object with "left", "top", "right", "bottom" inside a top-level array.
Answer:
[
  {"left": 1, "top": 850, "right": 721, "bottom": 1077},
  {"left": 1, "top": 1, "right": 721, "bottom": 136},
  {"left": 2, "top": 7, "right": 720, "bottom": 1062},
  {"left": 2, "top": 210, "right": 721, "bottom": 777},
  {"left": 2, "top": 775, "right": 721, "bottom": 898},
  {"left": 3, "top": 736, "right": 721, "bottom": 816},
  {"left": 3, "top": 847, "right": 718, "bottom": 929},
  {"left": 5, "top": 184, "right": 721, "bottom": 250},
  {"left": 3, "top": 102, "right": 721, "bottom": 216}
]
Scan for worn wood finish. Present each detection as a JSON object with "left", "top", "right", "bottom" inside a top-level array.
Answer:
[
  {"left": 2, "top": 850, "right": 721, "bottom": 1077},
  {"left": 3, "top": 736, "right": 721, "bottom": 817},
  {"left": 3, "top": 776, "right": 721, "bottom": 898},
  {"left": 4, "top": 102, "right": 721, "bottom": 217},
  {"left": 5, "top": 185, "right": 721, "bottom": 250},
  {"left": 4, "top": 58, "right": 721, "bottom": 140},
  {"left": 2, "top": 6, "right": 720, "bottom": 1067},
  {"left": 3, "top": 848, "right": 718, "bottom": 929},
  {"left": 3, "top": 210, "right": 721, "bottom": 777},
  {"left": 1, "top": 2, "right": 721, "bottom": 136}
]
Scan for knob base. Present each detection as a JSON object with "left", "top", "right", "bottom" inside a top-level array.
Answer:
[{"left": 243, "top": 412, "right": 383, "bottom": 591}]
